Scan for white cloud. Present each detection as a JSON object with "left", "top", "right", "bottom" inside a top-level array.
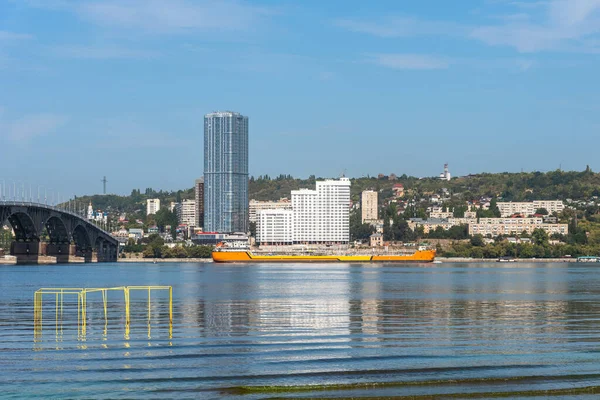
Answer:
[
  {"left": 51, "top": 45, "right": 159, "bottom": 59},
  {"left": 5, "top": 113, "right": 68, "bottom": 143},
  {"left": 369, "top": 54, "right": 450, "bottom": 70}
]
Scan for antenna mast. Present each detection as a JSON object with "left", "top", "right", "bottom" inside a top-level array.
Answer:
[{"left": 101, "top": 176, "right": 107, "bottom": 194}]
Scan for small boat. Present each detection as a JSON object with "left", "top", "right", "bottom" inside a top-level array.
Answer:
[
  {"left": 577, "top": 256, "right": 600, "bottom": 263},
  {"left": 497, "top": 257, "right": 516, "bottom": 263}
]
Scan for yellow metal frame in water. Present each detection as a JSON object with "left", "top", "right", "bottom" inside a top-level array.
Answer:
[{"left": 34, "top": 286, "right": 173, "bottom": 341}]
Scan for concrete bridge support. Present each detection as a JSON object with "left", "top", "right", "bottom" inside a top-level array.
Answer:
[
  {"left": 45, "top": 243, "right": 78, "bottom": 263},
  {"left": 11, "top": 241, "right": 41, "bottom": 265}
]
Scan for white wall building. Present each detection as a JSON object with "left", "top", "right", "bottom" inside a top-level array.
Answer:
[
  {"left": 361, "top": 190, "right": 378, "bottom": 223},
  {"left": 292, "top": 178, "right": 351, "bottom": 244},
  {"left": 256, "top": 178, "right": 351, "bottom": 245},
  {"left": 87, "top": 202, "right": 108, "bottom": 224},
  {"left": 178, "top": 199, "right": 197, "bottom": 227},
  {"left": 497, "top": 200, "right": 564, "bottom": 217},
  {"left": 469, "top": 217, "right": 568, "bottom": 236},
  {"left": 249, "top": 198, "right": 292, "bottom": 223},
  {"left": 146, "top": 198, "right": 161, "bottom": 215},
  {"left": 256, "top": 209, "right": 294, "bottom": 245}
]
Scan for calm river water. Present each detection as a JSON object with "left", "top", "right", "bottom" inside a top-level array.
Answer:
[{"left": 1, "top": 262, "right": 600, "bottom": 399}]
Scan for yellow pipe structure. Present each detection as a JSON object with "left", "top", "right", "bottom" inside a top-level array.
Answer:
[{"left": 33, "top": 286, "right": 173, "bottom": 341}]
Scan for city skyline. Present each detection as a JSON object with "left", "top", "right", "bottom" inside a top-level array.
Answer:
[{"left": 1, "top": 0, "right": 600, "bottom": 196}]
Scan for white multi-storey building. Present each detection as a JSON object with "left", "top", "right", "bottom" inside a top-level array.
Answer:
[
  {"left": 497, "top": 201, "right": 564, "bottom": 217},
  {"left": 146, "top": 198, "right": 161, "bottom": 215},
  {"left": 469, "top": 217, "right": 568, "bottom": 236},
  {"left": 533, "top": 200, "right": 565, "bottom": 215},
  {"left": 292, "top": 178, "right": 351, "bottom": 244},
  {"left": 256, "top": 209, "right": 294, "bottom": 245},
  {"left": 178, "top": 199, "right": 197, "bottom": 227},
  {"left": 249, "top": 198, "right": 292, "bottom": 223},
  {"left": 255, "top": 178, "right": 351, "bottom": 245},
  {"left": 361, "top": 190, "right": 378, "bottom": 223}
]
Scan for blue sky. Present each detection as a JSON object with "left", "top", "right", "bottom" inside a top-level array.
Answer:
[{"left": 1, "top": 0, "right": 600, "bottom": 197}]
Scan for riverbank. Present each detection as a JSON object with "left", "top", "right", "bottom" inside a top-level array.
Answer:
[
  {"left": 437, "top": 257, "right": 577, "bottom": 263},
  {"left": 118, "top": 258, "right": 213, "bottom": 263},
  {"left": 0, "top": 256, "right": 16, "bottom": 265}
]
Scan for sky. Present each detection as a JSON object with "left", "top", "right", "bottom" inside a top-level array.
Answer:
[{"left": 1, "top": 0, "right": 600, "bottom": 197}]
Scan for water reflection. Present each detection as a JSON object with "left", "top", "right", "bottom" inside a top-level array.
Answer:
[{"left": 2, "top": 263, "right": 600, "bottom": 398}]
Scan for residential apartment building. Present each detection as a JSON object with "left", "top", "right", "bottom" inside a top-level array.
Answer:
[
  {"left": 407, "top": 218, "right": 452, "bottom": 234},
  {"left": 469, "top": 217, "right": 568, "bottom": 236},
  {"left": 497, "top": 200, "right": 564, "bottom": 217},
  {"left": 204, "top": 111, "right": 249, "bottom": 233},
  {"left": 292, "top": 178, "right": 351, "bottom": 244},
  {"left": 430, "top": 210, "right": 454, "bottom": 219},
  {"left": 195, "top": 177, "right": 204, "bottom": 228},
  {"left": 249, "top": 198, "right": 292, "bottom": 223},
  {"left": 178, "top": 199, "right": 197, "bottom": 227},
  {"left": 361, "top": 190, "right": 378, "bottom": 223},
  {"left": 146, "top": 198, "right": 160, "bottom": 215},
  {"left": 256, "top": 178, "right": 351, "bottom": 245},
  {"left": 256, "top": 209, "right": 294, "bottom": 245}
]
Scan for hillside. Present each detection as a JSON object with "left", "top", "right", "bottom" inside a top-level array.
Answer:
[{"left": 75, "top": 168, "right": 600, "bottom": 214}]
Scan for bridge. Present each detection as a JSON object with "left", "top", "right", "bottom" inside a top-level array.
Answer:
[{"left": 0, "top": 201, "right": 118, "bottom": 264}]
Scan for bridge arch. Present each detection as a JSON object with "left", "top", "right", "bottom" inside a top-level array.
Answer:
[
  {"left": 44, "top": 216, "right": 70, "bottom": 244},
  {"left": 72, "top": 224, "right": 91, "bottom": 253},
  {"left": 1, "top": 202, "right": 118, "bottom": 263},
  {"left": 7, "top": 212, "right": 39, "bottom": 242}
]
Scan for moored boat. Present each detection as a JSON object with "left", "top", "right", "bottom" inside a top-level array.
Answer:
[{"left": 212, "top": 243, "right": 436, "bottom": 263}]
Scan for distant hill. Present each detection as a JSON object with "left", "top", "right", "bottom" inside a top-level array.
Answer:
[{"left": 74, "top": 168, "right": 600, "bottom": 215}]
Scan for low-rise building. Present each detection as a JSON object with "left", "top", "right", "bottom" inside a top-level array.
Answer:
[
  {"left": 192, "top": 232, "right": 249, "bottom": 246},
  {"left": 129, "top": 228, "right": 144, "bottom": 240},
  {"left": 392, "top": 184, "right": 404, "bottom": 198},
  {"left": 407, "top": 218, "right": 452, "bottom": 234},
  {"left": 370, "top": 233, "right": 383, "bottom": 247}
]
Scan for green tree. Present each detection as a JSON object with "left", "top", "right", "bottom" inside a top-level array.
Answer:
[
  {"left": 531, "top": 228, "right": 549, "bottom": 246},
  {"left": 155, "top": 208, "right": 178, "bottom": 239},
  {"left": 470, "top": 234, "right": 485, "bottom": 247}
]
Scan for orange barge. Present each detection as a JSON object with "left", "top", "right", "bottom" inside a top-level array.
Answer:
[{"left": 212, "top": 246, "right": 436, "bottom": 263}]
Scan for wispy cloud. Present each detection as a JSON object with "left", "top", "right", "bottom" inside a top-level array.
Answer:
[
  {"left": 368, "top": 54, "right": 450, "bottom": 70},
  {"left": 0, "top": 31, "right": 34, "bottom": 41},
  {"left": 3, "top": 113, "right": 68, "bottom": 143},
  {"left": 473, "top": 0, "right": 600, "bottom": 52},
  {"left": 51, "top": 45, "right": 159, "bottom": 59},
  {"left": 24, "top": 0, "right": 273, "bottom": 35},
  {"left": 337, "top": 0, "right": 600, "bottom": 54},
  {"left": 335, "top": 16, "right": 464, "bottom": 38}
]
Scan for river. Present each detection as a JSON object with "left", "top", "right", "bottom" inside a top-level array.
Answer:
[{"left": 1, "top": 262, "right": 600, "bottom": 399}]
